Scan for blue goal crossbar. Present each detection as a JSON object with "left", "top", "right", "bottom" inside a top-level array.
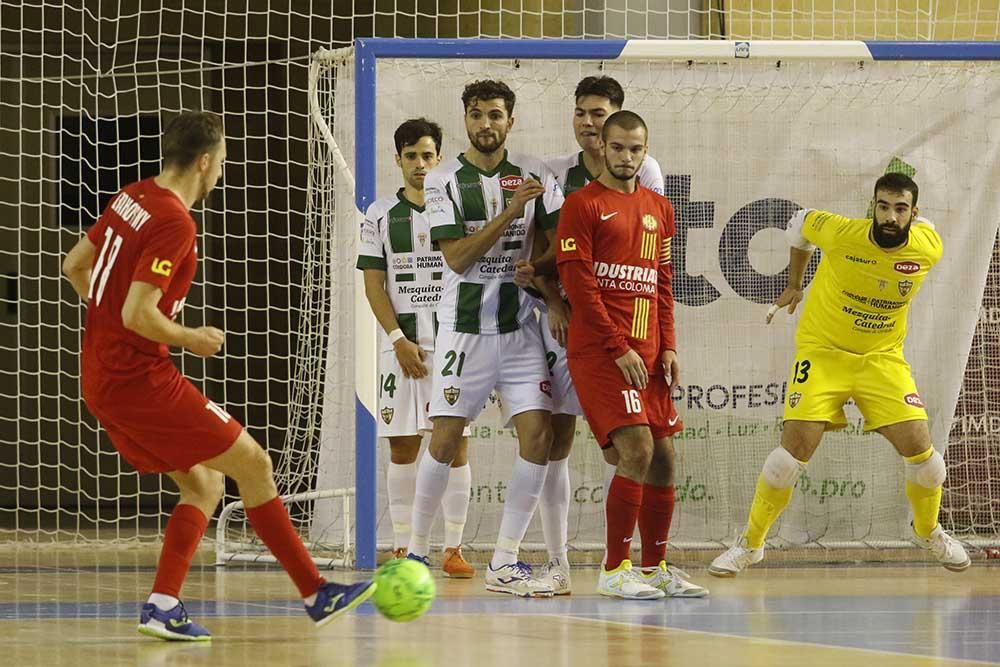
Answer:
[{"left": 350, "top": 37, "right": 1000, "bottom": 569}]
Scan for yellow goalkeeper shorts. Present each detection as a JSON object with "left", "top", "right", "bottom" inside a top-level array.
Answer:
[{"left": 782, "top": 345, "right": 928, "bottom": 431}]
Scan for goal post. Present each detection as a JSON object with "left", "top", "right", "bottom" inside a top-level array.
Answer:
[{"left": 224, "top": 37, "right": 1000, "bottom": 571}]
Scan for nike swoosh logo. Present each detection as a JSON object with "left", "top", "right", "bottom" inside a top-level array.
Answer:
[
  {"left": 600, "top": 212, "right": 618, "bottom": 221},
  {"left": 655, "top": 540, "right": 668, "bottom": 546},
  {"left": 668, "top": 415, "right": 679, "bottom": 426},
  {"left": 168, "top": 618, "right": 187, "bottom": 628},
  {"left": 324, "top": 594, "right": 344, "bottom": 613},
  {"left": 623, "top": 537, "right": 633, "bottom": 543}
]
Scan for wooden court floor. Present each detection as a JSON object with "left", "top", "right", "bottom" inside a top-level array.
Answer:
[{"left": 1, "top": 549, "right": 998, "bottom": 667}]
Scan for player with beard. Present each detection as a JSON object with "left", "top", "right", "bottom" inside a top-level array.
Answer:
[
  {"left": 61, "top": 111, "right": 375, "bottom": 641},
  {"left": 555, "top": 111, "right": 708, "bottom": 599},
  {"left": 709, "top": 172, "right": 970, "bottom": 576},
  {"left": 406, "top": 80, "right": 564, "bottom": 597}
]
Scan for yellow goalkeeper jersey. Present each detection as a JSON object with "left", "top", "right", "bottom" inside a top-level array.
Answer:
[{"left": 796, "top": 210, "right": 943, "bottom": 354}]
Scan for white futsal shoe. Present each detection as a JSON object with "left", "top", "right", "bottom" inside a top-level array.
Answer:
[
  {"left": 641, "top": 561, "right": 709, "bottom": 598},
  {"left": 537, "top": 557, "right": 572, "bottom": 595},
  {"left": 708, "top": 536, "right": 764, "bottom": 577},
  {"left": 485, "top": 561, "right": 555, "bottom": 597},
  {"left": 597, "top": 560, "right": 665, "bottom": 600},
  {"left": 912, "top": 523, "right": 971, "bottom": 572}
]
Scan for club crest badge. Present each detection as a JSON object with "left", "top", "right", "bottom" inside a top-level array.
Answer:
[
  {"left": 898, "top": 280, "right": 913, "bottom": 296},
  {"left": 642, "top": 214, "right": 658, "bottom": 231},
  {"left": 380, "top": 407, "right": 394, "bottom": 424},
  {"left": 443, "top": 386, "right": 461, "bottom": 406},
  {"left": 789, "top": 392, "right": 802, "bottom": 408}
]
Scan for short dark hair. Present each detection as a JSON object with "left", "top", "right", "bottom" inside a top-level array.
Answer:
[
  {"left": 461, "top": 80, "right": 516, "bottom": 115},
  {"left": 394, "top": 117, "right": 443, "bottom": 155},
  {"left": 874, "top": 172, "right": 919, "bottom": 207},
  {"left": 575, "top": 76, "right": 625, "bottom": 109},
  {"left": 161, "top": 111, "right": 224, "bottom": 169},
  {"left": 601, "top": 110, "right": 647, "bottom": 142}
]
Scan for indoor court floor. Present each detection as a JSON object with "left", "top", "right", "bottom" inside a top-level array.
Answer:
[{"left": 1, "top": 549, "right": 997, "bottom": 667}]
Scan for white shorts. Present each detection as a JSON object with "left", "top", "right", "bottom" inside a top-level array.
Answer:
[
  {"left": 430, "top": 319, "right": 553, "bottom": 422},
  {"left": 377, "top": 348, "right": 472, "bottom": 438},
  {"left": 538, "top": 309, "right": 584, "bottom": 417}
]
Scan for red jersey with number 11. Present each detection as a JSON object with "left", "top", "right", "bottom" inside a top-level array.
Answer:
[
  {"left": 555, "top": 180, "right": 677, "bottom": 370},
  {"left": 82, "top": 177, "right": 198, "bottom": 380}
]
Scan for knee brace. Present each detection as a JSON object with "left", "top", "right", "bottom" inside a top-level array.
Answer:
[
  {"left": 761, "top": 447, "right": 807, "bottom": 489},
  {"left": 905, "top": 449, "right": 946, "bottom": 488}
]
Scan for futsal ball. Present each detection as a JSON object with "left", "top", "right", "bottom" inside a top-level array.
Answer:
[{"left": 372, "top": 558, "right": 436, "bottom": 622}]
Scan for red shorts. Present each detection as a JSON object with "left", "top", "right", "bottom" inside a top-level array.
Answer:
[
  {"left": 568, "top": 355, "right": 682, "bottom": 448},
  {"left": 82, "top": 365, "right": 243, "bottom": 474}
]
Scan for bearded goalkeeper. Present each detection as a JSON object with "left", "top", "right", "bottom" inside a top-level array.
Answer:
[{"left": 710, "top": 173, "right": 970, "bottom": 576}]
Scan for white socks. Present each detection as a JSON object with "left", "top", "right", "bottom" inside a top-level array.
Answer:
[
  {"left": 539, "top": 457, "right": 570, "bottom": 564},
  {"left": 387, "top": 461, "right": 417, "bottom": 551},
  {"left": 441, "top": 463, "right": 471, "bottom": 549},
  {"left": 148, "top": 593, "right": 180, "bottom": 611},
  {"left": 408, "top": 454, "right": 452, "bottom": 557},
  {"left": 602, "top": 460, "right": 617, "bottom": 566},
  {"left": 491, "top": 457, "right": 548, "bottom": 570}
]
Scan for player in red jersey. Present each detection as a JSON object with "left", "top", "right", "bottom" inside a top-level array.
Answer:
[
  {"left": 556, "top": 111, "right": 707, "bottom": 599},
  {"left": 61, "top": 111, "right": 374, "bottom": 641}
]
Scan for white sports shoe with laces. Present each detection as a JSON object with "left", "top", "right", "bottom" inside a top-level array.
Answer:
[
  {"left": 537, "top": 557, "right": 572, "bottom": 595},
  {"left": 708, "top": 536, "right": 764, "bottom": 577},
  {"left": 912, "top": 523, "right": 970, "bottom": 572},
  {"left": 641, "top": 561, "right": 709, "bottom": 598},
  {"left": 597, "top": 560, "right": 665, "bottom": 600},
  {"left": 485, "top": 561, "right": 555, "bottom": 597}
]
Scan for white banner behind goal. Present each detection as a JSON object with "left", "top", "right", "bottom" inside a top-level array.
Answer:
[{"left": 306, "top": 49, "right": 1000, "bottom": 558}]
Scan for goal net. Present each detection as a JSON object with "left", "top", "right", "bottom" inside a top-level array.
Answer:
[
  {"left": 294, "top": 41, "right": 1000, "bottom": 567},
  {"left": 3, "top": 3, "right": 1000, "bottom": 569}
]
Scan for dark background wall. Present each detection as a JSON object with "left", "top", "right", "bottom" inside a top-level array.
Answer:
[{"left": 0, "top": 0, "right": 591, "bottom": 533}]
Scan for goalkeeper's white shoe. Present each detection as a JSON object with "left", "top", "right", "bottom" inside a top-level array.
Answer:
[
  {"left": 641, "top": 561, "right": 709, "bottom": 598},
  {"left": 912, "top": 524, "right": 971, "bottom": 572},
  {"left": 708, "top": 537, "right": 764, "bottom": 577},
  {"left": 597, "top": 560, "right": 665, "bottom": 600}
]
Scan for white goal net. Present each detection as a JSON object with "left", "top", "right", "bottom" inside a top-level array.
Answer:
[
  {"left": 299, "top": 49, "right": 1000, "bottom": 563},
  {"left": 3, "top": 3, "right": 1000, "bottom": 567}
]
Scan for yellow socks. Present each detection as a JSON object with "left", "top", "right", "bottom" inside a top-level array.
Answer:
[
  {"left": 904, "top": 447, "right": 943, "bottom": 539},
  {"left": 744, "top": 475, "right": 795, "bottom": 549}
]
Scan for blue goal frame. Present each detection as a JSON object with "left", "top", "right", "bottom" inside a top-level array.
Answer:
[{"left": 350, "top": 36, "right": 1000, "bottom": 570}]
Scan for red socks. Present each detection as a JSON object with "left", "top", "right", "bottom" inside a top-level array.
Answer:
[
  {"left": 152, "top": 504, "right": 208, "bottom": 598},
  {"left": 605, "top": 475, "right": 643, "bottom": 567},
  {"left": 245, "top": 497, "right": 324, "bottom": 597},
  {"left": 639, "top": 484, "right": 675, "bottom": 567}
]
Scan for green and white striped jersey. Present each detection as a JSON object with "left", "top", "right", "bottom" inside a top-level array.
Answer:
[
  {"left": 545, "top": 151, "right": 664, "bottom": 196},
  {"left": 356, "top": 189, "right": 443, "bottom": 352},
  {"left": 426, "top": 151, "right": 563, "bottom": 335}
]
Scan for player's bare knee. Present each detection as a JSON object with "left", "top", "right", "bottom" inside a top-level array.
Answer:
[
  {"left": 204, "top": 468, "right": 226, "bottom": 504},
  {"left": 389, "top": 437, "right": 421, "bottom": 464},
  {"left": 428, "top": 419, "right": 464, "bottom": 464},
  {"left": 762, "top": 447, "right": 807, "bottom": 489},
  {"left": 518, "top": 427, "right": 553, "bottom": 465},
  {"left": 905, "top": 448, "right": 946, "bottom": 488},
  {"left": 650, "top": 439, "right": 676, "bottom": 484}
]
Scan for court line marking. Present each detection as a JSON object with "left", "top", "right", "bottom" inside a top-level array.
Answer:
[{"left": 527, "top": 613, "right": 1000, "bottom": 666}]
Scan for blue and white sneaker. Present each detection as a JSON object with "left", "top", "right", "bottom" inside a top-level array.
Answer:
[
  {"left": 137, "top": 601, "right": 212, "bottom": 641},
  {"left": 305, "top": 580, "right": 377, "bottom": 628},
  {"left": 485, "top": 561, "right": 554, "bottom": 597}
]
